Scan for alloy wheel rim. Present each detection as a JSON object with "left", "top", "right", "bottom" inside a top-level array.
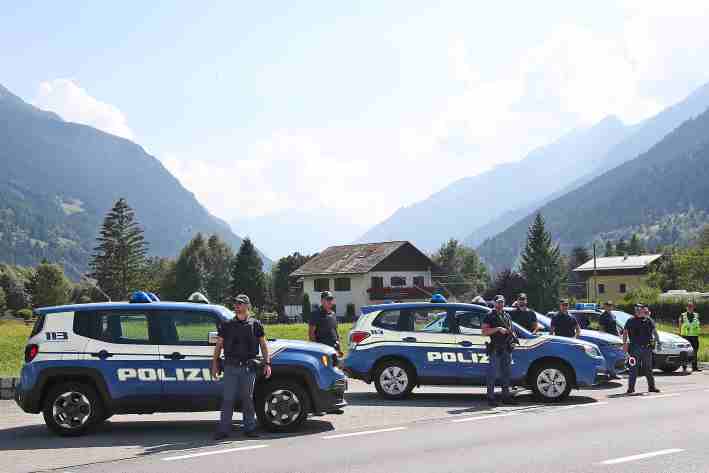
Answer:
[
  {"left": 380, "top": 366, "right": 409, "bottom": 395},
  {"left": 52, "top": 391, "right": 92, "bottom": 429},
  {"left": 537, "top": 368, "right": 567, "bottom": 398},
  {"left": 265, "top": 389, "right": 302, "bottom": 426}
]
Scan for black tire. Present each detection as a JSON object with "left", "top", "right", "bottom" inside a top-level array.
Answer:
[
  {"left": 660, "top": 365, "right": 679, "bottom": 373},
  {"left": 373, "top": 359, "right": 415, "bottom": 400},
  {"left": 530, "top": 361, "right": 573, "bottom": 403},
  {"left": 42, "top": 382, "right": 103, "bottom": 437},
  {"left": 255, "top": 379, "right": 310, "bottom": 433}
]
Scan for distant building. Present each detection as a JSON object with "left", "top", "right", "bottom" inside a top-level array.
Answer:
[
  {"left": 290, "top": 241, "right": 438, "bottom": 318},
  {"left": 573, "top": 254, "right": 663, "bottom": 302}
]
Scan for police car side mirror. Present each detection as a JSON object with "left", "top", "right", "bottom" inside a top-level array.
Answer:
[{"left": 208, "top": 331, "right": 219, "bottom": 345}]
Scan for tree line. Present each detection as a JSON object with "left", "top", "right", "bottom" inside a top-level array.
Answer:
[{"left": 4, "top": 197, "right": 706, "bottom": 319}]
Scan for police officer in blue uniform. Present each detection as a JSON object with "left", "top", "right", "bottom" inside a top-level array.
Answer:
[
  {"left": 482, "top": 295, "right": 517, "bottom": 407},
  {"left": 212, "top": 294, "right": 272, "bottom": 439},
  {"left": 623, "top": 304, "right": 661, "bottom": 395},
  {"left": 551, "top": 299, "right": 580, "bottom": 338}
]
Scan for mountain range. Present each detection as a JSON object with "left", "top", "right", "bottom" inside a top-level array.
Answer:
[
  {"left": 477, "top": 82, "right": 709, "bottom": 272},
  {"left": 357, "top": 115, "right": 631, "bottom": 252},
  {"left": 0, "top": 83, "right": 268, "bottom": 279}
]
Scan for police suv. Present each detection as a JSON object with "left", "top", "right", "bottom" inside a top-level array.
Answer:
[
  {"left": 343, "top": 302, "right": 607, "bottom": 402},
  {"left": 14, "top": 292, "right": 347, "bottom": 436}
]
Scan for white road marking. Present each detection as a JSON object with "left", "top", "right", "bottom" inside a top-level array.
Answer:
[
  {"left": 641, "top": 393, "right": 680, "bottom": 400},
  {"left": 559, "top": 402, "right": 608, "bottom": 410},
  {"left": 600, "top": 448, "right": 684, "bottom": 465},
  {"left": 452, "top": 412, "right": 520, "bottom": 423},
  {"left": 322, "top": 426, "right": 407, "bottom": 439},
  {"left": 162, "top": 444, "right": 268, "bottom": 461}
]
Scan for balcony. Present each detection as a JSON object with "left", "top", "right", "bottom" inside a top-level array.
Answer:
[{"left": 367, "top": 286, "right": 437, "bottom": 300}]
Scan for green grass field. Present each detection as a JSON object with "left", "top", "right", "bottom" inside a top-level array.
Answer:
[
  {"left": 0, "top": 320, "right": 31, "bottom": 377},
  {"left": 0, "top": 320, "right": 354, "bottom": 377}
]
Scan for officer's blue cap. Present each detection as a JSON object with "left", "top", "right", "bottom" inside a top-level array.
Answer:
[{"left": 430, "top": 293, "right": 447, "bottom": 303}]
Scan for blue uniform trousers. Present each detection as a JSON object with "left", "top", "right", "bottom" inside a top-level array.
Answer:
[
  {"left": 218, "top": 364, "right": 257, "bottom": 434},
  {"left": 628, "top": 346, "right": 656, "bottom": 391},
  {"left": 486, "top": 350, "right": 512, "bottom": 400}
]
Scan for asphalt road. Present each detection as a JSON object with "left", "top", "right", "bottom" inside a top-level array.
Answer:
[{"left": 2, "top": 370, "right": 708, "bottom": 473}]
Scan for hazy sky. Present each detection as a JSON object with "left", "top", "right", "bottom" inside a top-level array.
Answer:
[{"left": 4, "top": 0, "right": 709, "bottom": 230}]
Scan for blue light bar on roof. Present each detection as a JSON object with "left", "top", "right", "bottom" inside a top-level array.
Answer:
[
  {"left": 129, "top": 291, "right": 152, "bottom": 303},
  {"left": 575, "top": 303, "right": 598, "bottom": 310}
]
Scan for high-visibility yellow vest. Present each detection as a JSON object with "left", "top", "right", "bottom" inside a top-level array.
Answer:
[{"left": 680, "top": 312, "right": 701, "bottom": 337}]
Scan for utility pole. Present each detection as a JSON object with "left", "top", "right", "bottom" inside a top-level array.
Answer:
[{"left": 592, "top": 243, "right": 598, "bottom": 303}]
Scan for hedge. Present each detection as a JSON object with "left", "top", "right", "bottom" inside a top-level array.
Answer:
[{"left": 615, "top": 301, "right": 709, "bottom": 324}]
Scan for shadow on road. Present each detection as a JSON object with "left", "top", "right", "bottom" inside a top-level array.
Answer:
[
  {"left": 346, "top": 390, "right": 602, "bottom": 416},
  {"left": 0, "top": 418, "right": 334, "bottom": 457}
]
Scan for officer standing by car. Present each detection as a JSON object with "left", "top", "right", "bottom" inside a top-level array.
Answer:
[
  {"left": 624, "top": 304, "right": 661, "bottom": 394},
  {"left": 598, "top": 301, "right": 619, "bottom": 336},
  {"left": 510, "top": 293, "right": 538, "bottom": 333},
  {"left": 551, "top": 299, "right": 580, "bottom": 338},
  {"left": 212, "top": 294, "right": 272, "bottom": 440},
  {"left": 597, "top": 301, "right": 621, "bottom": 380},
  {"left": 309, "top": 291, "right": 343, "bottom": 357},
  {"left": 482, "top": 295, "right": 517, "bottom": 407},
  {"left": 680, "top": 302, "right": 702, "bottom": 373}
]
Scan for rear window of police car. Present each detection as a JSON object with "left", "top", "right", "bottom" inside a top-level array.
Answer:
[{"left": 74, "top": 311, "right": 153, "bottom": 344}]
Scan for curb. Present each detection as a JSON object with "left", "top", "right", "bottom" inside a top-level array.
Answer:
[{"left": 0, "top": 377, "right": 19, "bottom": 400}]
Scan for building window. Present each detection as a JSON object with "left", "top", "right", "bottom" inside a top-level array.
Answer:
[
  {"left": 371, "top": 276, "right": 384, "bottom": 289},
  {"left": 390, "top": 276, "right": 406, "bottom": 287},
  {"left": 413, "top": 276, "right": 425, "bottom": 288},
  {"left": 314, "top": 278, "right": 330, "bottom": 292},
  {"left": 598, "top": 283, "right": 605, "bottom": 294},
  {"left": 334, "top": 277, "right": 351, "bottom": 292},
  {"left": 619, "top": 283, "right": 627, "bottom": 294}
]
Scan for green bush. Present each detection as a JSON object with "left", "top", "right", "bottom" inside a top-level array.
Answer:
[
  {"left": 302, "top": 294, "right": 311, "bottom": 323},
  {"left": 16, "top": 308, "right": 33, "bottom": 321},
  {"left": 616, "top": 300, "right": 709, "bottom": 324}
]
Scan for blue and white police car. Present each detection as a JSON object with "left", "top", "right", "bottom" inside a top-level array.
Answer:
[
  {"left": 533, "top": 312, "right": 627, "bottom": 377},
  {"left": 343, "top": 302, "right": 607, "bottom": 402},
  {"left": 14, "top": 292, "right": 347, "bottom": 436}
]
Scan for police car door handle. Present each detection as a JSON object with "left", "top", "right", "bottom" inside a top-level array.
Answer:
[
  {"left": 402, "top": 336, "right": 417, "bottom": 342},
  {"left": 164, "top": 352, "right": 186, "bottom": 360},
  {"left": 91, "top": 350, "right": 113, "bottom": 359},
  {"left": 458, "top": 341, "right": 473, "bottom": 347}
]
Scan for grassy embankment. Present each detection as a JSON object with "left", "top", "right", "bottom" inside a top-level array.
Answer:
[{"left": 0, "top": 320, "right": 353, "bottom": 377}]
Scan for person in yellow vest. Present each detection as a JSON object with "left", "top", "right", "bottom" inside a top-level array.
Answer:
[{"left": 679, "top": 302, "right": 701, "bottom": 373}]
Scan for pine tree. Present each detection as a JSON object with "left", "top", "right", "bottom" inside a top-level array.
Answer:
[
  {"left": 0, "top": 286, "right": 6, "bottom": 312},
  {"left": 272, "top": 252, "right": 312, "bottom": 315},
  {"left": 27, "top": 262, "right": 71, "bottom": 308},
  {"left": 89, "top": 198, "right": 148, "bottom": 300},
  {"left": 520, "top": 213, "right": 562, "bottom": 312},
  {"left": 174, "top": 233, "right": 209, "bottom": 300},
  {"left": 231, "top": 238, "right": 266, "bottom": 309},
  {"left": 629, "top": 234, "right": 644, "bottom": 255},
  {"left": 604, "top": 241, "right": 615, "bottom": 257},
  {"left": 697, "top": 225, "right": 709, "bottom": 249},
  {"left": 205, "top": 235, "right": 234, "bottom": 304}
]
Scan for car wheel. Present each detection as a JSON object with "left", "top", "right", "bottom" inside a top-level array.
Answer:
[
  {"left": 256, "top": 379, "right": 310, "bottom": 433},
  {"left": 42, "top": 382, "right": 103, "bottom": 437},
  {"left": 661, "top": 365, "right": 679, "bottom": 373},
  {"left": 374, "top": 360, "right": 415, "bottom": 400},
  {"left": 530, "top": 362, "right": 572, "bottom": 402}
]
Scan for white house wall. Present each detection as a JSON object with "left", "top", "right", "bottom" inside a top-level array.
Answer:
[{"left": 303, "top": 270, "right": 431, "bottom": 318}]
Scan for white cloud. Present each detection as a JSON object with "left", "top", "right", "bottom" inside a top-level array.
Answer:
[{"left": 33, "top": 79, "right": 135, "bottom": 140}]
